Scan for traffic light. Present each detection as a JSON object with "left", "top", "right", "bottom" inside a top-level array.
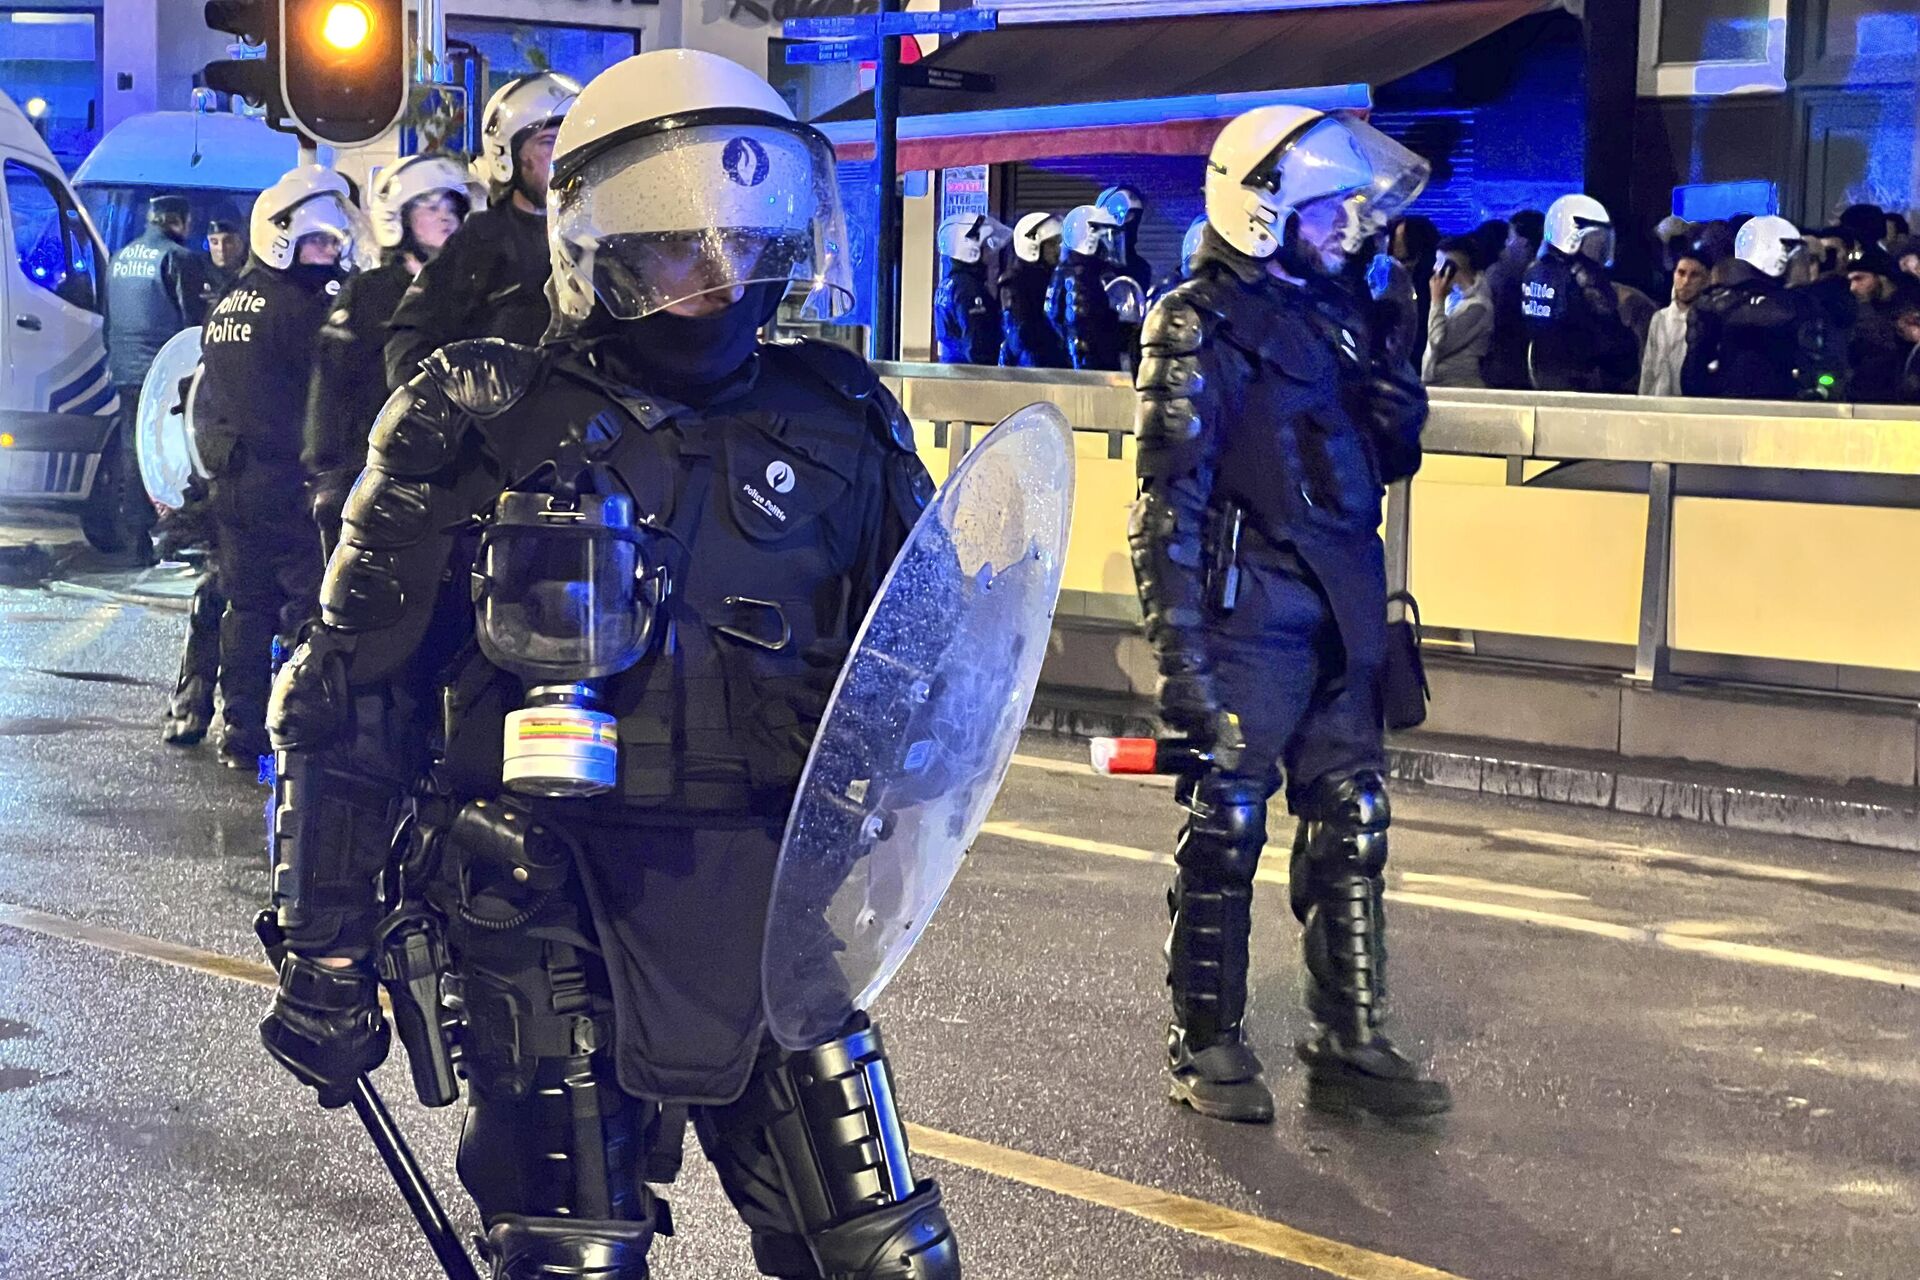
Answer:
[
  {"left": 281, "top": 0, "right": 407, "bottom": 146},
  {"left": 202, "top": 0, "right": 284, "bottom": 120}
]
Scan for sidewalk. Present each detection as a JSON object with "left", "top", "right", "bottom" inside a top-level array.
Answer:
[{"left": 1029, "top": 688, "right": 1920, "bottom": 854}]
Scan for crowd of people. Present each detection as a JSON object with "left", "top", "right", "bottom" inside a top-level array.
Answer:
[{"left": 935, "top": 184, "right": 1920, "bottom": 407}]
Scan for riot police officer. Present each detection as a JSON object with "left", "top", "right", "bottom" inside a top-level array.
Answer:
[
  {"left": 305, "top": 153, "right": 472, "bottom": 557},
  {"left": 1683, "top": 216, "right": 1848, "bottom": 400},
  {"left": 258, "top": 50, "right": 958, "bottom": 1280},
  {"left": 1097, "top": 185, "right": 1153, "bottom": 290},
  {"left": 933, "top": 212, "right": 1006, "bottom": 365},
  {"left": 1521, "top": 194, "right": 1639, "bottom": 392},
  {"left": 1146, "top": 215, "right": 1207, "bottom": 312},
  {"left": 194, "top": 165, "right": 351, "bottom": 766},
  {"left": 383, "top": 73, "right": 577, "bottom": 387},
  {"left": 999, "top": 211, "right": 1066, "bottom": 368},
  {"left": 1131, "top": 105, "right": 1450, "bottom": 1124},
  {"left": 1049, "top": 204, "right": 1124, "bottom": 370}
]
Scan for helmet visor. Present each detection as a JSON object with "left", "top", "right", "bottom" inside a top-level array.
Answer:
[
  {"left": 1249, "top": 114, "right": 1430, "bottom": 247},
  {"left": 552, "top": 122, "right": 854, "bottom": 321}
]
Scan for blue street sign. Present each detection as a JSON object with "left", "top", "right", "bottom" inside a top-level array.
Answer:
[
  {"left": 227, "top": 41, "right": 268, "bottom": 60},
  {"left": 784, "top": 9, "right": 998, "bottom": 40},
  {"left": 785, "top": 40, "right": 881, "bottom": 65}
]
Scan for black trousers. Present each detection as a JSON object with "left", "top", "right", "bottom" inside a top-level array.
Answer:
[{"left": 208, "top": 450, "right": 322, "bottom": 735}]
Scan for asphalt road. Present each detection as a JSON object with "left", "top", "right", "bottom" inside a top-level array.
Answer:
[{"left": 0, "top": 572, "right": 1914, "bottom": 1280}]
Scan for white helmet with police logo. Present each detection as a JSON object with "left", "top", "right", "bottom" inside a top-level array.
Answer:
[
  {"left": 937, "top": 213, "right": 1010, "bottom": 264},
  {"left": 1060, "top": 204, "right": 1121, "bottom": 259},
  {"left": 1543, "top": 193, "right": 1614, "bottom": 263},
  {"left": 1013, "top": 211, "right": 1062, "bottom": 263},
  {"left": 1203, "top": 105, "right": 1428, "bottom": 262},
  {"left": 1735, "top": 214, "right": 1802, "bottom": 278},
  {"left": 249, "top": 164, "right": 357, "bottom": 271},
  {"left": 369, "top": 153, "right": 476, "bottom": 250},
  {"left": 546, "top": 49, "right": 854, "bottom": 334},
  {"left": 479, "top": 72, "right": 581, "bottom": 189}
]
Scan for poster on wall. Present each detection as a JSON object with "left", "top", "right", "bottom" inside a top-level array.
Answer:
[{"left": 940, "top": 165, "right": 989, "bottom": 228}]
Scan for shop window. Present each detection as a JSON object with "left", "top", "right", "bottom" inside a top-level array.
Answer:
[
  {"left": 5, "top": 158, "right": 98, "bottom": 312},
  {"left": 1639, "top": 0, "right": 1787, "bottom": 96},
  {"left": 0, "top": 10, "right": 101, "bottom": 168}
]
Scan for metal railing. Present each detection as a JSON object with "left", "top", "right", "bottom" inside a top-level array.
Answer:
[{"left": 876, "top": 362, "right": 1920, "bottom": 695}]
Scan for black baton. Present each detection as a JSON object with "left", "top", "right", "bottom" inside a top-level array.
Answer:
[{"left": 349, "top": 1075, "right": 482, "bottom": 1280}]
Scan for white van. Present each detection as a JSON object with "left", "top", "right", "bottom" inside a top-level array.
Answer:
[{"left": 0, "top": 90, "right": 127, "bottom": 550}]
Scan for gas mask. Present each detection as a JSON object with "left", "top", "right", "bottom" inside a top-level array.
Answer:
[{"left": 472, "top": 485, "right": 668, "bottom": 797}]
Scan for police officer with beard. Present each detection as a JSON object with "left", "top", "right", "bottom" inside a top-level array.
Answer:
[
  {"left": 1049, "top": 203, "right": 1125, "bottom": 370},
  {"left": 305, "top": 154, "right": 472, "bottom": 556},
  {"left": 1521, "top": 195, "right": 1639, "bottom": 392},
  {"left": 932, "top": 212, "right": 1006, "bottom": 365},
  {"left": 383, "top": 73, "right": 577, "bottom": 387},
  {"left": 193, "top": 165, "right": 351, "bottom": 765},
  {"left": 257, "top": 50, "right": 958, "bottom": 1280},
  {"left": 1000, "top": 211, "right": 1066, "bottom": 368},
  {"left": 1130, "top": 106, "right": 1449, "bottom": 1124},
  {"left": 1683, "top": 216, "right": 1848, "bottom": 401}
]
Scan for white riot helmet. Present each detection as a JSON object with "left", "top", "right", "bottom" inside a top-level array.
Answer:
[
  {"left": 1735, "top": 214, "right": 1802, "bottom": 278},
  {"left": 1543, "top": 194, "right": 1615, "bottom": 264},
  {"left": 547, "top": 49, "right": 853, "bottom": 334},
  {"left": 1180, "top": 215, "right": 1209, "bottom": 271},
  {"left": 1204, "top": 105, "right": 1427, "bottom": 262},
  {"left": 369, "top": 154, "right": 476, "bottom": 250},
  {"left": 480, "top": 72, "right": 581, "bottom": 189},
  {"left": 1013, "top": 211, "right": 1062, "bottom": 263},
  {"left": 1097, "top": 185, "right": 1144, "bottom": 228},
  {"left": 936, "top": 213, "right": 1010, "bottom": 264},
  {"left": 1061, "top": 204, "right": 1121, "bottom": 259},
  {"left": 249, "top": 165, "right": 356, "bottom": 271}
]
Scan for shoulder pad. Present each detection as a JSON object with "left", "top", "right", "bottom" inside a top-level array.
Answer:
[
  {"left": 767, "top": 338, "right": 880, "bottom": 402},
  {"left": 421, "top": 338, "right": 547, "bottom": 418},
  {"left": 366, "top": 377, "right": 467, "bottom": 477},
  {"left": 1141, "top": 284, "right": 1222, "bottom": 355},
  {"left": 869, "top": 378, "right": 916, "bottom": 454}
]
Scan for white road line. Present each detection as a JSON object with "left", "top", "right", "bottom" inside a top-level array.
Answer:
[
  {"left": 1398, "top": 872, "right": 1588, "bottom": 903},
  {"left": 974, "top": 822, "right": 1920, "bottom": 991}
]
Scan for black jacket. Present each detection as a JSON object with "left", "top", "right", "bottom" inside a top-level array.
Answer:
[
  {"left": 1682, "top": 273, "right": 1849, "bottom": 401},
  {"left": 1849, "top": 290, "right": 1916, "bottom": 404},
  {"left": 1049, "top": 252, "right": 1123, "bottom": 371},
  {"left": 304, "top": 260, "right": 413, "bottom": 481},
  {"left": 1000, "top": 261, "right": 1067, "bottom": 368},
  {"left": 1521, "top": 246, "right": 1639, "bottom": 392},
  {"left": 196, "top": 262, "right": 343, "bottom": 472},
  {"left": 106, "top": 228, "right": 214, "bottom": 385},
  {"left": 933, "top": 259, "right": 1002, "bottom": 365},
  {"left": 1130, "top": 245, "right": 1425, "bottom": 732},
  {"left": 382, "top": 203, "right": 552, "bottom": 388}
]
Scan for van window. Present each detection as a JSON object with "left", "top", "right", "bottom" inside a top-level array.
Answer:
[{"left": 4, "top": 159, "right": 99, "bottom": 312}]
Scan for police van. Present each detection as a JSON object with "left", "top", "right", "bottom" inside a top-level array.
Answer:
[
  {"left": 0, "top": 90, "right": 126, "bottom": 550},
  {"left": 0, "top": 100, "right": 303, "bottom": 553}
]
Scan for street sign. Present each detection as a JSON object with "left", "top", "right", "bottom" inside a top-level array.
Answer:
[
  {"left": 785, "top": 39, "right": 880, "bottom": 64},
  {"left": 783, "top": 9, "right": 998, "bottom": 39},
  {"left": 899, "top": 64, "right": 996, "bottom": 92},
  {"left": 227, "top": 40, "right": 269, "bottom": 60}
]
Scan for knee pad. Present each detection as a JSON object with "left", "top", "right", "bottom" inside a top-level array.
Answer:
[
  {"left": 1299, "top": 771, "right": 1389, "bottom": 878},
  {"left": 1174, "top": 774, "right": 1267, "bottom": 885},
  {"left": 810, "top": 1183, "right": 960, "bottom": 1280},
  {"left": 483, "top": 1215, "right": 654, "bottom": 1280}
]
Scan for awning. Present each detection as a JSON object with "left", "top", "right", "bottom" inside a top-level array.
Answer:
[{"left": 815, "top": 0, "right": 1549, "bottom": 168}]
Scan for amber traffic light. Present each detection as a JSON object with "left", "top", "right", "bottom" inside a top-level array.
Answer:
[{"left": 281, "top": 0, "right": 405, "bottom": 146}]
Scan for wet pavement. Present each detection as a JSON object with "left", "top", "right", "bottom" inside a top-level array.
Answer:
[{"left": 0, "top": 580, "right": 1914, "bottom": 1279}]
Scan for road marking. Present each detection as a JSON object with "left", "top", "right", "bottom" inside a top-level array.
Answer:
[
  {"left": 906, "top": 1125, "right": 1467, "bottom": 1279},
  {"left": 0, "top": 902, "right": 1473, "bottom": 1280},
  {"left": 1486, "top": 828, "right": 1890, "bottom": 889},
  {"left": 975, "top": 825, "right": 1920, "bottom": 991},
  {"left": 1398, "top": 873, "right": 1588, "bottom": 903}
]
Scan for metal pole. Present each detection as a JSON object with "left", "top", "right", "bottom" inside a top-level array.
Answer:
[
  {"left": 351, "top": 1077, "right": 482, "bottom": 1280},
  {"left": 869, "top": 0, "right": 904, "bottom": 361},
  {"left": 1630, "top": 461, "right": 1676, "bottom": 688}
]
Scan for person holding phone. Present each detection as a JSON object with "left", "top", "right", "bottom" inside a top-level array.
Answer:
[{"left": 1421, "top": 236, "right": 1493, "bottom": 388}]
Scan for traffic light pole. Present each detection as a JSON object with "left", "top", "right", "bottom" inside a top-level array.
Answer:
[
  {"left": 415, "top": 0, "right": 444, "bottom": 83},
  {"left": 869, "top": 0, "right": 903, "bottom": 362}
]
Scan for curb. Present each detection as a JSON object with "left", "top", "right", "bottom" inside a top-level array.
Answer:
[
  {"left": 44, "top": 580, "right": 194, "bottom": 613},
  {"left": 1029, "top": 697, "right": 1920, "bottom": 855}
]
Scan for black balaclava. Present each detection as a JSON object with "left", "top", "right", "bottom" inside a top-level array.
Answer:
[{"left": 603, "top": 280, "right": 786, "bottom": 399}]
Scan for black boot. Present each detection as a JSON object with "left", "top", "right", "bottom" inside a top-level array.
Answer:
[
  {"left": 162, "top": 675, "right": 213, "bottom": 746},
  {"left": 1292, "top": 773, "right": 1451, "bottom": 1121},
  {"left": 1165, "top": 774, "right": 1274, "bottom": 1124},
  {"left": 217, "top": 721, "right": 270, "bottom": 770}
]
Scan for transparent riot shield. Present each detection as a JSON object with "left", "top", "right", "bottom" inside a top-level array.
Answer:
[
  {"left": 761, "top": 402, "right": 1075, "bottom": 1050},
  {"left": 135, "top": 326, "right": 208, "bottom": 511},
  {"left": 1105, "top": 275, "right": 1145, "bottom": 326}
]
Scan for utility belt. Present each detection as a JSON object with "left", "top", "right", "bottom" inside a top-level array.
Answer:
[{"left": 1203, "top": 501, "right": 1309, "bottom": 616}]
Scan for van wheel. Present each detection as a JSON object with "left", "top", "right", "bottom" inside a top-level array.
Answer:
[{"left": 80, "top": 428, "right": 155, "bottom": 563}]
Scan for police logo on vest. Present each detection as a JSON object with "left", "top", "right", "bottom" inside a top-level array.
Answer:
[
  {"left": 765, "top": 459, "right": 795, "bottom": 493},
  {"left": 1522, "top": 280, "right": 1557, "bottom": 319},
  {"left": 204, "top": 287, "right": 268, "bottom": 343}
]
